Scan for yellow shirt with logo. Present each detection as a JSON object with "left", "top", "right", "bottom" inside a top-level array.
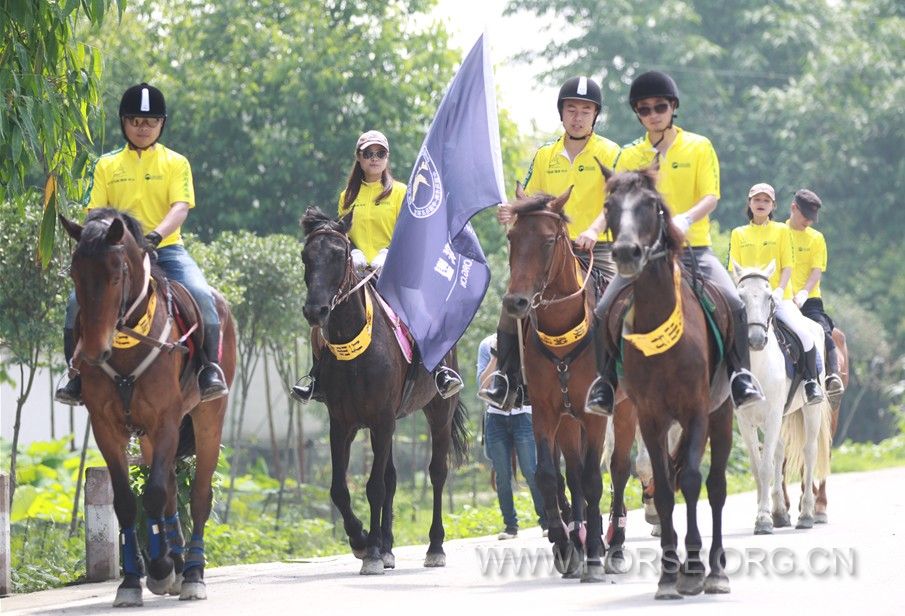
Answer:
[
  {"left": 614, "top": 126, "right": 720, "bottom": 247},
  {"left": 523, "top": 133, "right": 621, "bottom": 241},
  {"left": 729, "top": 221, "right": 794, "bottom": 299},
  {"left": 785, "top": 221, "right": 827, "bottom": 299},
  {"left": 82, "top": 143, "right": 194, "bottom": 249},
  {"left": 338, "top": 180, "right": 405, "bottom": 262}
]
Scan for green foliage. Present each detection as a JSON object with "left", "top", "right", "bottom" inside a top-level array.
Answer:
[
  {"left": 831, "top": 434, "right": 905, "bottom": 473},
  {"left": 9, "top": 520, "right": 86, "bottom": 593}
]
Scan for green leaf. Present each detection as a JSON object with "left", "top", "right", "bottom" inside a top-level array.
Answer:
[{"left": 37, "top": 180, "right": 58, "bottom": 268}]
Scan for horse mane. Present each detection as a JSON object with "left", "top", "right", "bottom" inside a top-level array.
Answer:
[
  {"left": 510, "top": 193, "right": 571, "bottom": 223},
  {"left": 79, "top": 208, "right": 149, "bottom": 256},
  {"left": 301, "top": 206, "right": 349, "bottom": 237},
  {"left": 606, "top": 169, "right": 684, "bottom": 260}
]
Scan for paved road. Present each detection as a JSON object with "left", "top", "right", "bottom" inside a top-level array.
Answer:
[{"left": 3, "top": 467, "right": 903, "bottom": 615}]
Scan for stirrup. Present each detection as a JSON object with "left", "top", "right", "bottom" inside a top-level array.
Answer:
[
  {"left": 825, "top": 374, "right": 845, "bottom": 398},
  {"left": 729, "top": 368, "right": 765, "bottom": 410},
  {"left": 584, "top": 376, "right": 615, "bottom": 416},
  {"left": 54, "top": 375, "right": 83, "bottom": 406},
  {"left": 290, "top": 375, "right": 316, "bottom": 404},
  {"left": 435, "top": 366, "right": 463, "bottom": 400},
  {"left": 477, "top": 371, "right": 510, "bottom": 406}
]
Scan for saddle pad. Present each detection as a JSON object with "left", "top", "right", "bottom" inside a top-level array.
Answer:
[
  {"left": 371, "top": 284, "right": 414, "bottom": 364},
  {"left": 774, "top": 318, "right": 803, "bottom": 380}
]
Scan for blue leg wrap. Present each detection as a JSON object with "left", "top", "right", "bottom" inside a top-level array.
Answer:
[
  {"left": 146, "top": 517, "right": 168, "bottom": 561},
  {"left": 121, "top": 527, "right": 144, "bottom": 577},
  {"left": 184, "top": 534, "right": 205, "bottom": 574},
  {"left": 165, "top": 513, "right": 184, "bottom": 556}
]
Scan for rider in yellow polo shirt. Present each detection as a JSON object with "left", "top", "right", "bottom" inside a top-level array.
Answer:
[
  {"left": 786, "top": 188, "right": 844, "bottom": 399},
  {"left": 585, "top": 70, "right": 764, "bottom": 415},
  {"left": 56, "top": 83, "right": 228, "bottom": 405},
  {"left": 479, "top": 76, "right": 621, "bottom": 410},
  {"left": 730, "top": 183, "right": 823, "bottom": 403}
]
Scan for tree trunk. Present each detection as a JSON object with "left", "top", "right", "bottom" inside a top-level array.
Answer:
[
  {"left": 69, "top": 420, "right": 92, "bottom": 537},
  {"left": 223, "top": 338, "right": 259, "bottom": 523},
  {"left": 9, "top": 347, "right": 40, "bottom": 506}
]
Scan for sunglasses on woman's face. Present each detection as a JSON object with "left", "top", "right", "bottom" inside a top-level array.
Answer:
[
  {"left": 634, "top": 102, "right": 671, "bottom": 117},
  {"left": 361, "top": 149, "right": 388, "bottom": 160}
]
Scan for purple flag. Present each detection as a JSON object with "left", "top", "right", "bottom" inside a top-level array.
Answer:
[{"left": 377, "top": 34, "right": 505, "bottom": 371}]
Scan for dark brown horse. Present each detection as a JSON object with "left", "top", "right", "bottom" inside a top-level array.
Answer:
[
  {"left": 503, "top": 190, "right": 637, "bottom": 581},
  {"left": 59, "top": 209, "right": 235, "bottom": 606},
  {"left": 300, "top": 207, "right": 467, "bottom": 574},
  {"left": 602, "top": 169, "right": 734, "bottom": 599}
]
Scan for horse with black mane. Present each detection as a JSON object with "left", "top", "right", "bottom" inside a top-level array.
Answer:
[
  {"left": 299, "top": 207, "right": 468, "bottom": 574},
  {"left": 601, "top": 168, "right": 734, "bottom": 599},
  {"left": 59, "top": 208, "right": 236, "bottom": 606}
]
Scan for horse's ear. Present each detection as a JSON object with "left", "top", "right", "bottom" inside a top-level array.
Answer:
[
  {"left": 106, "top": 218, "right": 125, "bottom": 244},
  {"left": 514, "top": 181, "right": 526, "bottom": 200},
  {"left": 593, "top": 157, "right": 613, "bottom": 181},
  {"left": 730, "top": 259, "right": 744, "bottom": 282},
  {"left": 550, "top": 186, "right": 573, "bottom": 213},
  {"left": 765, "top": 259, "right": 776, "bottom": 278},
  {"left": 339, "top": 211, "right": 353, "bottom": 234},
  {"left": 639, "top": 166, "right": 659, "bottom": 190},
  {"left": 58, "top": 214, "right": 83, "bottom": 241}
]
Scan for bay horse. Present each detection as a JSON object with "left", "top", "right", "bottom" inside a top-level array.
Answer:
[
  {"left": 503, "top": 189, "right": 637, "bottom": 581},
  {"left": 601, "top": 169, "right": 733, "bottom": 599},
  {"left": 814, "top": 327, "right": 849, "bottom": 522},
  {"left": 300, "top": 207, "right": 468, "bottom": 574},
  {"left": 59, "top": 209, "right": 236, "bottom": 606}
]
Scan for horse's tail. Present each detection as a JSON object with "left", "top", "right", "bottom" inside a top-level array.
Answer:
[
  {"left": 781, "top": 400, "right": 833, "bottom": 484},
  {"left": 449, "top": 400, "right": 470, "bottom": 468},
  {"left": 815, "top": 400, "right": 833, "bottom": 481},
  {"left": 175, "top": 415, "right": 196, "bottom": 458}
]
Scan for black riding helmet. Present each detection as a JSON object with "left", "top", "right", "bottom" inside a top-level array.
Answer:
[
  {"left": 119, "top": 83, "right": 167, "bottom": 146},
  {"left": 628, "top": 71, "right": 680, "bottom": 109},
  {"left": 557, "top": 76, "right": 602, "bottom": 121}
]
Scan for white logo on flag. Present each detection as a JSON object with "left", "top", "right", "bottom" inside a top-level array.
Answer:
[{"left": 407, "top": 147, "right": 443, "bottom": 219}]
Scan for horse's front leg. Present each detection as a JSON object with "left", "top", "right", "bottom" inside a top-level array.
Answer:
[
  {"left": 580, "top": 414, "right": 607, "bottom": 583},
  {"left": 328, "top": 421, "right": 367, "bottom": 558},
  {"left": 704, "top": 401, "right": 733, "bottom": 594},
  {"left": 676, "top": 412, "right": 708, "bottom": 597},
  {"left": 143, "top": 425, "right": 179, "bottom": 597},
  {"left": 92, "top": 420, "right": 143, "bottom": 607},
  {"left": 605, "top": 399, "right": 636, "bottom": 574},
  {"left": 360, "top": 422, "right": 394, "bottom": 575},
  {"left": 532, "top": 419, "right": 566, "bottom": 548},
  {"left": 737, "top": 414, "right": 768, "bottom": 533},
  {"left": 558, "top": 422, "right": 586, "bottom": 579},
  {"left": 379, "top": 449, "right": 397, "bottom": 569}
]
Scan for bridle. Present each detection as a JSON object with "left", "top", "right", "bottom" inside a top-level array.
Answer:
[
  {"left": 736, "top": 270, "right": 776, "bottom": 336},
  {"left": 606, "top": 189, "right": 670, "bottom": 275},
  {"left": 305, "top": 227, "right": 378, "bottom": 316}
]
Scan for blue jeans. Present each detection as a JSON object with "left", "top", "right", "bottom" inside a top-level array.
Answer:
[
  {"left": 484, "top": 412, "right": 545, "bottom": 529},
  {"left": 65, "top": 244, "right": 219, "bottom": 329}
]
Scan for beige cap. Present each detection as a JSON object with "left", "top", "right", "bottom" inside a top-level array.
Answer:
[
  {"left": 356, "top": 130, "right": 389, "bottom": 152},
  {"left": 747, "top": 182, "right": 775, "bottom": 201}
]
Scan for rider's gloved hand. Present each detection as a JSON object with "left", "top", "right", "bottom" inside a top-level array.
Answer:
[
  {"left": 144, "top": 231, "right": 162, "bottom": 264},
  {"left": 350, "top": 248, "right": 368, "bottom": 272},
  {"left": 771, "top": 287, "right": 785, "bottom": 305},
  {"left": 794, "top": 290, "right": 809, "bottom": 308},
  {"left": 672, "top": 213, "right": 692, "bottom": 235},
  {"left": 370, "top": 248, "right": 388, "bottom": 271}
]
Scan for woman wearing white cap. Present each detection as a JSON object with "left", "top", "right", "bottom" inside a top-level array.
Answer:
[{"left": 728, "top": 183, "right": 824, "bottom": 404}]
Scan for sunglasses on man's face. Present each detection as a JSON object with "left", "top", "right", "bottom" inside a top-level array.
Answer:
[
  {"left": 124, "top": 116, "right": 163, "bottom": 128},
  {"left": 361, "top": 149, "right": 388, "bottom": 160},
  {"left": 634, "top": 102, "right": 671, "bottom": 117}
]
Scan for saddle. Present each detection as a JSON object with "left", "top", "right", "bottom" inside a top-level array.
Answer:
[
  {"left": 166, "top": 280, "right": 205, "bottom": 388},
  {"left": 773, "top": 317, "right": 807, "bottom": 412}
]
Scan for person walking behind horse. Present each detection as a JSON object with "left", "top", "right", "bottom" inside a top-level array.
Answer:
[
  {"left": 56, "top": 83, "right": 228, "bottom": 405},
  {"left": 480, "top": 76, "right": 622, "bottom": 410},
  {"left": 729, "top": 183, "right": 824, "bottom": 403},
  {"left": 786, "top": 189, "right": 844, "bottom": 400},
  {"left": 477, "top": 334, "right": 547, "bottom": 539},
  {"left": 585, "top": 70, "right": 764, "bottom": 415},
  {"left": 291, "top": 130, "right": 462, "bottom": 403}
]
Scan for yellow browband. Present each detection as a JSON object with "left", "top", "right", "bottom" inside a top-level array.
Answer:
[
  {"left": 623, "top": 266, "right": 684, "bottom": 356},
  {"left": 537, "top": 260, "right": 591, "bottom": 348},
  {"left": 112, "top": 284, "right": 157, "bottom": 349},
  {"left": 326, "top": 287, "right": 374, "bottom": 360}
]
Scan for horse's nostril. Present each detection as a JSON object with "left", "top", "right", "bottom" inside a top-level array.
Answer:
[{"left": 318, "top": 306, "right": 329, "bottom": 319}]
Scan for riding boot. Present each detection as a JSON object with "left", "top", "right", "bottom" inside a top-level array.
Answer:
[
  {"left": 728, "top": 307, "right": 766, "bottom": 410},
  {"left": 802, "top": 347, "right": 825, "bottom": 404},
  {"left": 585, "top": 331, "right": 617, "bottom": 416},
  {"left": 198, "top": 325, "right": 229, "bottom": 402},
  {"left": 291, "top": 354, "right": 325, "bottom": 404},
  {"left": 478, "top": 330, "right": 521, "bottom": 411},
  {"left": 434, "top": 365, "right": 464, "bottom": 399},
  {"left": 54, "top": 327, "right": 83, "bottom": 406},
  {"left": 823, "top": 340, "right": 845, "bottom": 400}
]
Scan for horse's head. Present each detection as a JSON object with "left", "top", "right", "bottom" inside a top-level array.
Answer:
[
  {"left": 731, "top": 260, "right": 776, "bottom": 351},
  {"left": 502, "top": 187, "right": 572, "bottom": 319},
  {"left": 59, "top": 209, "right": 150, "bottom": 365},
  {"left": 300, "top": 206, "right": 353, "bottom": 327},
  {"left": 604, "top": 168, "right": 682, "bottom": 279}
]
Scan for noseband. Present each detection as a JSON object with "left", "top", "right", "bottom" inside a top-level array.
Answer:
[{"left": 737, "top": 271, "right": 776, "bottom": 335}]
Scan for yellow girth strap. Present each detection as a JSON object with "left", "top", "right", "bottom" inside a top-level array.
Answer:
[
  {"left": 326, "top": 287, "right": 374, "bottom": 360},
  {"left": 112, "top": 284, "right": 157, "bottom": 349},
  {"left": 538, "top": 302, "right": 591, "bottom": 348},
  {"left": 623, "top": 266, "right": 684, "bottom": 356}
]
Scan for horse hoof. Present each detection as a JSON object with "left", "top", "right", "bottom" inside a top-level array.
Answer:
[
  {"left": 352, "top": 547, "right": 368, "bottom": 560},
  {"left": 113, "top": 587, "right": 143, "bottom": 607},
  {"left": 754, "top": 519, "right": 774, "bottom": 535},
  {"left": 167, "top": 573, "right": 183, "bottom": 596},
  {"left": 382, "top": 552, "right": 396, "bottom": 569},
  {"left": 580, "top": 561, "right": 607, "bottom": 583},
  {"left": 554, "top": 543, "right": 581, "bottom": 577},
  {"left": 772, "top": 512, "right": 791, "bottom": 528},
  {"left": 650, "top": 524, "right": 662, "bottom": 538},
  {"left": 655, "top": 582, "right": 683, "bottom": 600},
  {"left": 677, "top": 571, "right": 705, "bottom": 596},
  {"left": 644, "top": 504, "right": 660, "bottom": 526},
  {"left": 179, "top": 580, "right": 207, "bottom": 601},
  {"left": 796, "top": 515, "right": 815, "bottom": 529},
  {"left": 604, "top": 551, "right": 629, "bottom": 575},
  {"left": 815, "top": 512, "right": 828, "bottom": 524},
  {"left": 704, "top": 573, "right": 731, "bottom": 594},
  {"left": 146, "top": 568, "right": 176, "bottom": 596},
  {"left": 360, "top": 557, "right": 385, "bottom": 575},
  {"left": 424, "top": 552, "right": 446, "bottom": 568}
]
